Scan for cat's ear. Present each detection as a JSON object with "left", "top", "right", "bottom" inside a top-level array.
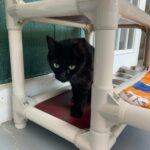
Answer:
[
  {"left": 74, "top": 38, "right": 87, "bottom": 56},
  {"left": 77, "top": 38, "right": 87, "bottom": 51},
  {"left": 46, "top": 35, "right": 56, "bottom": 50}
]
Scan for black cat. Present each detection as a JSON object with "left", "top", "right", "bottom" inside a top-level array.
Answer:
[{"left": 46, "top": 36, "right": 94, "bottom": 117}]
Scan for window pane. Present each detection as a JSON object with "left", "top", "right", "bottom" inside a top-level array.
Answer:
[
  {"left": 115, "top": 29, "right": 120, "bottom": 50},
  {"left": 119, "top": 28, "right": 128, "bottom": 50},
  {"left": 115, "top": 0, "right": 139, "bottom": 51},
  {"left": 132, "top": 0, "right": 139, "bottom": 6},
  {"left": 127, "top": 29, "right": 135, "bottom": 49}
]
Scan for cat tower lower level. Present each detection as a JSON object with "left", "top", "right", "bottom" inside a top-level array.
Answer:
[{"left": 4, "top": 0, "right": 150, "bottom": 150}]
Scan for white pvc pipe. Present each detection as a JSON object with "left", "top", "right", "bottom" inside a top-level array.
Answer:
[
  {"left": 28, "top": 18, "right": 88, "bottom": 29},
  {"left": 119, "top": 0, "right": 150, "bottom": 28},
  {"left": 119, "top": 101, "right": 150, "bottom": 131},
  {"left": 9, "top": 0, "right": 80, "bottom": 19},
  {"left": 101, "top": 95, "right": 150, "bottom": 132},
  {"left": 5, "top": 0, "right": 22, "bottom": 30},
  {"left": 8, "top": 30, "right": 26, "bottom": 129},
  {"left": 90, "top": 0, "right": 118, "bottom": 150},
  {"left": 75, "top": 131, "right": 91, "bottom": 150},
  {"left": 93, "top": 30, "right": 116, "bottom": 90},
  {"left": 5, "top": 0, "right": 27, "bottom": 129},
  {"left": 75, "top": 124, "right": 126, "bottom": 150},
  {"left": 25, "top": 105, "right": 82, "bottom": 143},
  {"left": 8, "top": 30, "right": 25, "bottom": 98}
]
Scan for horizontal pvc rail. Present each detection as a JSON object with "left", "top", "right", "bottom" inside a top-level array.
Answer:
[
  {"left": 101, "top": 92, "right": 150, "bottom": 132},
  {"left": 9, "top": 0, "right": 81, "bottom": 19},
  {"left": 28, "top": 18, "right": 88, "bottom": 29},
  {"left": 75, "top": 124, "right": 126, "bottom": 150},
  {"left": 25, "top": 105, "right": 82, "bottom": 143},
  {"left": 8, "top": 0, "right": 97, "bottom": 19},
  {"left": 119, "top": 102, "right": 150, "bottom": 131},
  {"left": 119, "top": 0, "right": 150, "bottom": 28},
  {"left": 118, "top": 24, "right": 146, "bottom": 32}
]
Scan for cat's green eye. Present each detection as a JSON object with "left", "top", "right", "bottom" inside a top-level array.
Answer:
[
  {"left": 53, "top": 63, "right": 60, "bottom": 69},
  {"left": 68, "top": 65, "right": 76, "bottom": 70}
]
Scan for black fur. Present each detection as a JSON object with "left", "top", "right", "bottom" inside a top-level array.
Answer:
[{"left": 46, "top": 36, "right": 94, "bottom": 117}]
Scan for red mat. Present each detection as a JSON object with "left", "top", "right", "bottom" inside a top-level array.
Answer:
[{"left": 35, "top": 91, "right": 91, "bottom": 129}]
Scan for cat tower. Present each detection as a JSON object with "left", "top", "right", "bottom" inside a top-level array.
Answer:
[{"left": 4, "top": 0, "right": 150, "bottom": 150}]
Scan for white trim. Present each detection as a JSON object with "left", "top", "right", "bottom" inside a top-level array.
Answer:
[
  {"left": 0, "top": 73, "right": 70, "bottom": 124},
  {"left": 114, "top": 49, "right": 135, "bottom": 55}
]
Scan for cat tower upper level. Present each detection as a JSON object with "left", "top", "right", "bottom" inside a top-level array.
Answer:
[{"left": 6, "top": 0, "right": 150, "bottom": 28}]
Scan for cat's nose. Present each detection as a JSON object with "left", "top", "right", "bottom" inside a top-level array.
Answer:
[{"left": 59, "top": 72, "right": 67, "bottom": 82}]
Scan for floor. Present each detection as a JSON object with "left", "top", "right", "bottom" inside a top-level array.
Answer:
[{"left": 0, "top": 121, "right": 150, "bottom": 150}]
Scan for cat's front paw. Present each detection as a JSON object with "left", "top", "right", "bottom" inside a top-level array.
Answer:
[{"left": 71, "top": 105, "right": 83, "bottom": 118}]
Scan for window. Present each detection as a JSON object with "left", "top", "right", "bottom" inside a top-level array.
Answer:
[{"left": 115, "top": 0, "right": 139, "bottom": 51}]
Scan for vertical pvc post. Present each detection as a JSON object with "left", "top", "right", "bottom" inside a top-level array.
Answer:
[
  {"left": 5, "top": 0, "right": 26, "bottom": 129},
  {"left": 144, "top": 29, "right": 150, "bottom": 69},
  {"left": 90, "top": 0, "right": 118, "bottom": 150}
]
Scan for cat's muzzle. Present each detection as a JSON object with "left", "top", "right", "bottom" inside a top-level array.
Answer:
[{"left": 57, "top": 72, "right": 68, "bottom": 82}]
